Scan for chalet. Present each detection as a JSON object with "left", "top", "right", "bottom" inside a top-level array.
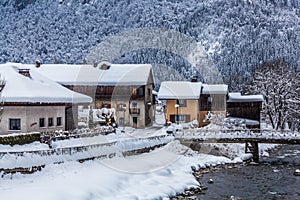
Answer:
[
  {"left": 227, "top": 92, "right": 264, "bottom": 129},
  {"left": 24, "top": 63, "right": 155, "bottom": 129},
  {"left": 158, "top": 81, "right": 228, "bottom": 127},
  {"left": 158, "top": 81, "right": 202, "bottom": 125},
  {"left": 0, "top": 64, "right": 92, "bottom": 134}
]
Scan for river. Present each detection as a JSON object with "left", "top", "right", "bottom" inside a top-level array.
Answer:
[{"left": 198, "top": 145, "right": 300, "bottom": 200}]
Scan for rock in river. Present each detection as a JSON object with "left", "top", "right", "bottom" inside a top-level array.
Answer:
[{"left": 293, "top": 169, "right": 300, "bottom": 176}]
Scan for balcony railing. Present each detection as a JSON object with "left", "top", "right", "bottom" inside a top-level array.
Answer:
[
  {"left": 95, "top": 94, "right": 145, "bottom": 100},
  {"left": 129, "top": 108, "right": 140, "bottom": 115}
]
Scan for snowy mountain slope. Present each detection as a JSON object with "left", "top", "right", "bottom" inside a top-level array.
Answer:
[{"left": 0, "top": 0, "right": 299, "bottom": 89}]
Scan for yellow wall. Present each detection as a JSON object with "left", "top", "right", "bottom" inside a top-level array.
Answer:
[{"left": 165, "top": 99, "right": 199, "bottom": 122}]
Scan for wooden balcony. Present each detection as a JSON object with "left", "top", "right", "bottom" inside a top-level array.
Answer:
[{"left": 129, "top": 108, "right": 140, "bottom": 115}]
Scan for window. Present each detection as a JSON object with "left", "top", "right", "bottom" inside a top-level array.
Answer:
[
  {"left": 178, "top": 99, "right": 187, "bottom": 107},
  {"left": 117, "top": 104, "right": 126, "bottom": 111},
  {"left": 9, "top": 118, "right": 21, "bottom": 130},
  {"left": 48, "top": 117, "right": 54, "bottom": 127},
  {"left": 211, "top": 95, "right": 226, "bottom": 111},
  {"left": 200, "top": 95, "right": 211, "bottom": 111},
  {"left": 132, "top": 88, "right": 137, "bottom": 96},
  {"left": 148, "top": 88, "right": 151, "bottom": 96},
  {"left": 39, "top": 118, "right": 45, "bottom": 128},
  {"left": 57, "top": 117, "right": 62, "bottom": 126},
  {"left": 119, "top": 117, "right": 124, "bottom": 126},
  {"left": 178, "top": 114, "right": 189, "bottom": 122},
  {"left": 138, "top": 87, "right": 144, "bottom": 95},
  {"left": 132, "top": 87, "right": 144, "bottom": 96},
  {"left": 102, "top": 103, "right": 111, "bottom": 108},
  {"left": 169, "top": 114, "right": 190, "bottom": 123}
]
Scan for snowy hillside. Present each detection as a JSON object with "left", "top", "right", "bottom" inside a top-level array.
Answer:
[{"left": 0, "top": 0, "right": 299, "bottom": 89}]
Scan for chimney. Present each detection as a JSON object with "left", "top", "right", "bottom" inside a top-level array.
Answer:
[
  {"left": 191, "top": 75, "right": 198, "bottom": 82},
  {"left": 35, "top": 60, "right": 41, "bottom": 68},
  {"left": 18, "top": 69, "right": 31, "bottom": 78}
]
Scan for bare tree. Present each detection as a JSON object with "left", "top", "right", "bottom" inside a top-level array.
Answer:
[{"left": 246, "top": 60, "right": 299, "bottom": 130}]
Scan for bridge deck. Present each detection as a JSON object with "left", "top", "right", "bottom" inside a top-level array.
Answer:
[
  {"left": 176, "top": 130, "right": 300, "bottom": 145},
  {"left": 176, "top": 130, "right": 300, "bottom": 162},
  {"left": 177, "top": 137, "right": 300, "bottom": 144}
]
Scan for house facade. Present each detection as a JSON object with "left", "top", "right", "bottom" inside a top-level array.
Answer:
[
  {"left": 198, "top": 84, "right": 228, "bottom": 127},
  {"left": 158, "top": 82, "right": 202, "bottom": 125},
  {"left": 25, "top": 63, "right": 155, "bottom": 129},
  {"left": 158, "top": 81, "right": 228, "bottom": 127},
  {"left": 0, "top": 64, "right": 92, "bottom": 134}
]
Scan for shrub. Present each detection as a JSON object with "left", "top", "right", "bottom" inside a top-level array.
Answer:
[{"left": 0, "top": 132, "right": 41, "bottom": 145}]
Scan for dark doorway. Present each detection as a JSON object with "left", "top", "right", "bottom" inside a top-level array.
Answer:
[{"left": 133, "top": 117, "right": 137, "bottom": 128}]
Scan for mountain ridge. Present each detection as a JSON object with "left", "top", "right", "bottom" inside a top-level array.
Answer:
[{"left": 0, "top": 0, "right": 299, "bottom": 89}]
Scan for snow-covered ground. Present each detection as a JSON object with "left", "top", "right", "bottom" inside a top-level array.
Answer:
[
  {"left": 0, "top": 128, "right": 174, "bottom": 169},
  {"left": 0, "top": 142, "right": 49, "bottom": 152},
  {"left": 0, "top": 141, "right": 232, "bottom": 200},
  {"left": 0, "top": 110, "right": 291, "bottom": 199}
]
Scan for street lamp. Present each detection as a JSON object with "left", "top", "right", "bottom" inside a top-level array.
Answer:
[
  {"left": 175, "top": 103, "right": 179, "bottom": 125},
  {"left": 121, "top": 105, "right": 126, "bottom": 133}
]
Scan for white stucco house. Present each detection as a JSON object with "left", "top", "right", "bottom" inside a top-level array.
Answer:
[{"left": 0, "top": 63, "right": 92, "bottom": 135}]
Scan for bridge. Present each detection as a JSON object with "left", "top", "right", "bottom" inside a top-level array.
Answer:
[{"left": 175, "top": 129, "right": 300, "bottom": 162}]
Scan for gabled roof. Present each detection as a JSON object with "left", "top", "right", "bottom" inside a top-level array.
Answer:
[
  {"left": 202, "top": 84, "right": 228, "bottom": 94},
  {"left": 228, "top": 92, "right": 264, "bottom": 102},
  {"left": 0, "top": 63, "right": 92, "bottom": 104},
  {"left": 19, "top": 63, "right": 153, "bottom": 86},
  {"left": 158, "top": 81, "right": 229, "bottom": 100},
  {"left": 158, "top": 81, "right": 202, "bottom": 100}
]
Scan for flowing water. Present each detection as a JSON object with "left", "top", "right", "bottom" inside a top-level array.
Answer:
[{"left": 199, "top": 145, "right": 300, "bottom": 200}]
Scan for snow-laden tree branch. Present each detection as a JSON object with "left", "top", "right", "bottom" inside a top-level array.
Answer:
[{"left": 245, "top": 59, "right": 299, "bottom": 131}]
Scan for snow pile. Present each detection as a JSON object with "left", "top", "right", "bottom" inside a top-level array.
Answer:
[
  {"left": 78, "top": 107, "right": 117, "bottom": 128},
  {"left": 0, "top": 140, "right": 233, "bottom": 200}
]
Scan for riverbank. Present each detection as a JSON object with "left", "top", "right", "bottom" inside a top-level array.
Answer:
[{"left": 173, "top": 144, "right": 300, "bottom": 200}]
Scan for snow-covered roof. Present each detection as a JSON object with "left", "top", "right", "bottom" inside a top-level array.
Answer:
[
  {"left": 202, "top": 84, "right": 228, "bottom": 94},
  {"left": 0, "top": 63, "right": 92, "bottom": 104},
  {"left": 228, "top": 92, "right": 264, "bottom": 102},
  {"left": 158, "top": 81, "right": 202, "bottom": 99},
  {"left": 152, "top": 90, "right": 158, "bottom": 95},
  {"left": 18, "top": 63, "right": 153, "bottom": 86}
]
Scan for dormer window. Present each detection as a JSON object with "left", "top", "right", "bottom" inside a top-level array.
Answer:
[
  {"left": 98, "top": 61, "right": 111, "bottom": 70},
  {"left": 18, "top": 69, "right": 31, "bottom": 78}
]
